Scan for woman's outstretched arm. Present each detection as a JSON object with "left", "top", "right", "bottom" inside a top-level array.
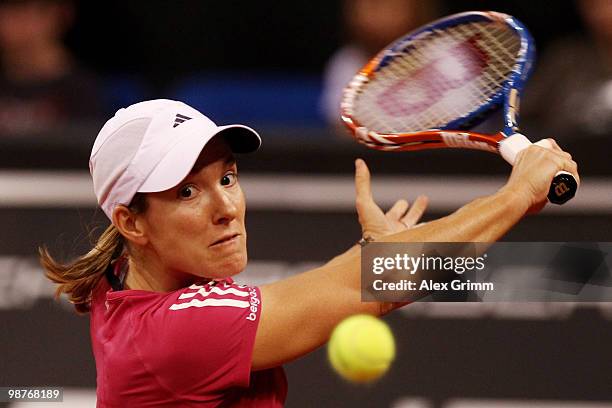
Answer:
[{"left": 253, "top": 141, "right": 578, "bottom": 370}]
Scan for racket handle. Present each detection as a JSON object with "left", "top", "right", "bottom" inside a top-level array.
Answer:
[{"left": 499, "top": 133, "right": 577, "bottom": 205}]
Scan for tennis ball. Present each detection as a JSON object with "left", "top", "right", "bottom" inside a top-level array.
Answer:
[{"left": 327, "top": 314, "right": 396, "bottom": 383}]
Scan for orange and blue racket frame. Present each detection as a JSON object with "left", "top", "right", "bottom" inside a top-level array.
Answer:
[
  {"left": 341, "top": 11, "right": 577, "bottom": 204},
  {"left": 341, "top": 11, "right": 534, "bottom": 152}
]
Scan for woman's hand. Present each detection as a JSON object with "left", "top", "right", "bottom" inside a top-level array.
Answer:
[
  {"left": 499, "top": 139, "right": 580, "bottom": 214},
  {"left": 354, "top": 158, "right": 429, "bottom": 240}
]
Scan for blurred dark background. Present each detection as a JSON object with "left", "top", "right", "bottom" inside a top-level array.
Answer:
[{"left": 67, "top": 1, "right": 580, "bottom": 86}]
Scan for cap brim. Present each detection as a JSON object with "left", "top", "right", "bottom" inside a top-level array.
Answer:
[
  {"left": 138, "top": 124, "right": 260, "bottom": 193},
  {"left": 218, "top": 124, "right": 261, "bottom": 153}
]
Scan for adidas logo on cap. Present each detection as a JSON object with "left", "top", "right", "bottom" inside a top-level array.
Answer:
[{"left": 173, "top": 113, "right": 192, "bottom": 128}]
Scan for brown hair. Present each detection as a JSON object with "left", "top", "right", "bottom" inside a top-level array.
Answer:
[{"left": 39, "top": 194, "right": 147, "bottom": 314}]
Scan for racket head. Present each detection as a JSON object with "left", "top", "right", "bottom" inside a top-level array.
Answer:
[{"left": 341, "top": 11, "right": 535, "bottom": 152}]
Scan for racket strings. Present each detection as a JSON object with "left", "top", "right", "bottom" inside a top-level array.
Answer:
[
  {"left": 353, "top": 21, "right": 521, "bottom": 136},
  {"left": 393, "top": 23, "right": 512, "bottom": 129},
  {"left": 368, "top": 32, "right": 464, "bottom": 131},
  {"left": 469, "top": 25, "right": 518, "bottom": 94},
  {"left": 369, "top": 22, "right": 508, "bottom": 130}
]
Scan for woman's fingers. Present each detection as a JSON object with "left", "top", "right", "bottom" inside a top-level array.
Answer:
[
  {"left": 401, "top": 195, "right": 429, "bottom": 227},
  {"left": 354, "top": 159, "right": 429, "bottom": 236},
  {"left": 354, "top": 158, "right": 374, "bottom": 209},
  {"left": 386, "top": 199, "right": 409, "bottom": 220},
  {"left": 354, "top": 158, "right": 384, "bottom": 233}
]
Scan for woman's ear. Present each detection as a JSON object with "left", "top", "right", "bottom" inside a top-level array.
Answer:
[{"left": 112, "top": 205, "right": 148, "bottom": 246}]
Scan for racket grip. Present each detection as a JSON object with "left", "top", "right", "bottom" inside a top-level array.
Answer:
[{"left": 499, "top": 133, "right": 577, "bottom": 205}]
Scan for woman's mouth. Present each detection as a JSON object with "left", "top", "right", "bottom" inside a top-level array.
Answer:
[{"left": 210, "top": 233, "right": 240, "bottom": 247}]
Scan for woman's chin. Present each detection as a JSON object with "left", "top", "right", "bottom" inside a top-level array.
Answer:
[{"left": 200, "top": 256, "right": 247, "bottom": 280}]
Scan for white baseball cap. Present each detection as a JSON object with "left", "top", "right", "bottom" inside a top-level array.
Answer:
[{"left": 90, "top": 99, "right": 261, "bottom": 220}]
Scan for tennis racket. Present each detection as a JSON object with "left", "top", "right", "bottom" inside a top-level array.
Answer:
[{"left": 341, "top": 11, "right": 577, "bottom": 204}]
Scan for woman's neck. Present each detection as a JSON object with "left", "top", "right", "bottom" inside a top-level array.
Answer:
[{"left": 124, "top": 257, "right": 193, "bottom": 292}]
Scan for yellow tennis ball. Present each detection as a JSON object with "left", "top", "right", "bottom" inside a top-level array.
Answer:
[{"left": 327, "top": 314, "right": 396, "bottom": 383}]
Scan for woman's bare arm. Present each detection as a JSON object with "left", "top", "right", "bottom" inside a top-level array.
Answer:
[{"left": 253, "top": 142, "right": 578, "bottom": 370}]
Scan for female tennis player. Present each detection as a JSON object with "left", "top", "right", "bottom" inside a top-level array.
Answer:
[{"left": 40, "top": 99, "right": 578, "bottom": 407}]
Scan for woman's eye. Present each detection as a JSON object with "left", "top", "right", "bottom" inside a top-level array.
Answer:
[
  {"left": 179, "top": 185, "right": 195, "bottom": 198},
  {"left": 221, "top": 172, "right": 237, "bottom": 187}
]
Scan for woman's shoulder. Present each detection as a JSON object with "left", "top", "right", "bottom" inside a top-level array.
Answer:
[
  {"left": 120, "top": 279, "right": 261, "bottom": 326},
  {"left": 97, "top": 278, "right": 262, "bottom": 343},
  {"left": 127, "top": 280, "right": 263, "bottom": 391},
  {"left": 167, "top": 279, "right": 259, "bottom": 311}
]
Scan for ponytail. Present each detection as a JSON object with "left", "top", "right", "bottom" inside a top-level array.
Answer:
[
  {"left": 40, "top": 193, "right": 147, "bottom": 314},
  {"left": 40, "top": 225, "right": 123, "bottom": 314}
]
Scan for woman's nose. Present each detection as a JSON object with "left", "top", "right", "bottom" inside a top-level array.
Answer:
[{"left": 211, "top": 189, "right": 238, "bottom": 225}]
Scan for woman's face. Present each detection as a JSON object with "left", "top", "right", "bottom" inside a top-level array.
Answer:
[{"left": 139, "top": 136, "right": 248, "bottom": 281}]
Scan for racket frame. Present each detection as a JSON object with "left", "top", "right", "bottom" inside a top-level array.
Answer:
[{"left": 340, "top": 11, "right": 535, "bottom": 153}]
